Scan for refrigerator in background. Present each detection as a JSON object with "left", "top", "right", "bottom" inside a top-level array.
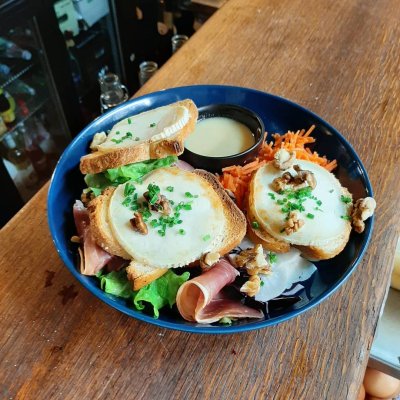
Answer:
[
  {"left": 0, "top": 0, "right": 80, "bottom": 226},
  {"left": 0, "top": 0, "right": 201, "bottom": 227},
  {"left": 53, "top": 0, "right": 123, "bottom": 123}
]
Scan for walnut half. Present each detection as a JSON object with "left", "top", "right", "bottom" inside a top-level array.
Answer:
[
  {"left": 200, "top": 252, "right": 220, "bottom": 271},
  {"left": 240, "top": 275, "right": 261, "bottom": 297},
  {"left": 130, "top": 212, "right": 148, "bottom": 235},
  {"left": 271, "top": 164, "right": 316, "bottom": 192},
  {"left": 351, "top": 197, "right": 376, "bottom": 233},
  {"left": 273, "top": 149, "right": 296, "bottom": 170},
  {"left": 235, "top": 244, "right": 271, "bottom": 275},
  {"left": 284, "top": 211, "right": 304, "bottom": 235}
]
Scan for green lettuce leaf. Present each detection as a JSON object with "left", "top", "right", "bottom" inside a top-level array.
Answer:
[
  {"left": 97, "top": 268, "right": 189, "bottom": 318},
  {"left": 85, "top": 155, "right": 177, "bottom": 196},
  {"left": 133, "top": 270, "right": 190, "bottom": 318},
  {"left": 99, "top": 269, "right": 133, "bottom": 299}
]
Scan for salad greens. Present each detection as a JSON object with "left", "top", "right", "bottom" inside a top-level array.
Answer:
[
  {"left": 97, "top": 268, "right": 189, "bottom": 318},
  {"left": 85, "top": 155, "right": 177, "bottom": 196}
]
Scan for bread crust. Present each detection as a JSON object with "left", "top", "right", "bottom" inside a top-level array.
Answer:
[
  {"left": 87, "top": 188, "right": 131, "bottom": 259},
  {"left": 247, "top": 163, "right": 352, "bottom": 261},
  {"left": 245, "top": 204, "right": 290, "bottom": 253},
  {"left": 193, "top": 169, "right": 247, "bottom": 255},
  {"left": 80, "top": 99, "right": 198, "bottom": 174},
  {"left": 126, "top": 260, "right": 168, "bottom": 291}
]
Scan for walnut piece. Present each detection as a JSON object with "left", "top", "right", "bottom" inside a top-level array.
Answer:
[
  {"left": 200, "top": 252, "right": 220, "bottom": 271},
  {"left": 240, "top": 275, "right": 261, "bottom": 297},
  {"left": 90, "top": 132, "right": 107, "bottom": 151},
  {"left": 273, "top": 149, "right": 296, "bottom": 170},
  {"left": 351, "top": 197, "right": 376, "bottom": 233},
  {"left": 271, "top": 164, "right": 316, "bottom": 192},
  {"left": 143, "top": 192, "right": 171, "bottom": 215},
  {"left": 81, "top": 189, "right": 95, "bottom": 206},
  {"left": 236, "top": 244, "right": 271, "bottom": 275},
  {"left": 130, "top": 212, "right": 148, "bottom": 235},
  {"left": 70, "top": 235, "right": 81, "bottom": 243},
  {"left": 284, "top": 211, "right": 304, "bottom": 235},
  {"left": 293, "top": 165, "right": 317, "bottom": 189}
]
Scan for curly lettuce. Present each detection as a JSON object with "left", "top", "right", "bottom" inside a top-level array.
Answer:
[
  {"left": 97, "top": 268, "right": 189, "bottom": 318},
  {"left": 85, "top": 155, "right": 177, "bottom": 196}
]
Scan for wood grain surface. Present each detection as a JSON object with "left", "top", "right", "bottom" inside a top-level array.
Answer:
[{"left": 1, "top": 0, "right": 400, "bottom": 399}]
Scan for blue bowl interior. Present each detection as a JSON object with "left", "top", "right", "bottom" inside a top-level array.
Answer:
[{"left": 48, "top": 85, "right": 373, "bottom": 334}]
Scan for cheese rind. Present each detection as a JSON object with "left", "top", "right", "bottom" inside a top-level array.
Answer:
[{"left": 98, "top": 104, "right": 190, "bottom": 150}]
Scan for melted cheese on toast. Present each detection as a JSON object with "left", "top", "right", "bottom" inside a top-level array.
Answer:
[
  {"left": 98, "top": 103, "right": 190, "bottom": 150},
  {"left": 250, "top": 161, "right": 351, "bottom": 247},
  {"left": 108, "top": 167, "right": 226, "bottom": 268}
]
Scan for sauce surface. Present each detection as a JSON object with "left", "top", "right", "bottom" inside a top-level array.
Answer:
[{"left": 185, "top": 117, "right": 255, "bottom": 157}]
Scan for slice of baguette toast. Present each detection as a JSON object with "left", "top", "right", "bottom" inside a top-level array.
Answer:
[
  {"left": 80, "top": 99, "right": 198, "bottom": 174},
  {"left": 87, "top": 167, "right": 246, "bottom": 288},
  {"left": 126, "top": 260, "right": 168, "bottom": 291},
  {"left": 245, "top": 203, "right": 290, "bottom": 253},
  {"left": 87, "top": 187, "right": 131, "bottom": 259},
  {"left": 248, "top": 160, "right": 352, "bottom": 261}
]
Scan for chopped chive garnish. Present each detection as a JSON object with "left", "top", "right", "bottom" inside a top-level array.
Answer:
[
  {"left": 116, "top": 130, "right": 120, "bottom": 135},
  {"left": 124, "top": 182, "right": 135, "bottom": 197},
  {"left": 185, "top": 192, "right": 198, "bottom": 198},
  {"left": 252, "top": 221, "right": 259, "bottom": 229},
  {"left": 127, "top": 118, "right": 132, "bottom": 124},
  {"left": 149, "top": 123, "right": 156, "bottom": 127},
  {"left": 202, "top": 234, "right": 211, "bottom": 241},
  {"left": 341, "top": 215, "right": 351, "bottom": 221},
  {"left": 166, "top": 186, "right": 174, "bottom": 192},
  {"left": 340, "top": 195, "right": 352, "bottom": 204},
  {"left": 122, "top": 197, "right": 131, "bottom": 207},
  {"left": 178, "top": 229, "right": 185, "bottom": 235},
  {"left": 268, "top": 193, "right": 276, "bottom": 200},
  {"left": 268, "top": 252, "right": 277, "bottom": 264},
  {"left": 306, "top": 213, "right": 314, "bottom": 219},
  {"left": 260, "top": 281, "right": 265, "bottom": 286},
  {"left": 329, "top": 189, "right": 334, "bottom": 193}
]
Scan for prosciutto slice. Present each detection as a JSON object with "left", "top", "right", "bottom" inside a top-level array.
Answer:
[
  {"left": 73, "top": 200, "right": 113, "bottom": 275},
  {"left": 176, "top": 259, "right": 263, "bottom": 323},
  {"left": 174, "top": 159, "right": 194, "bottom": 171}
]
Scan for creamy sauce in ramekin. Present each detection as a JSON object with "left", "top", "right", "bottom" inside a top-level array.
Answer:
[{"left": 185, "top": 117, "right": 255, "bottom": 157}]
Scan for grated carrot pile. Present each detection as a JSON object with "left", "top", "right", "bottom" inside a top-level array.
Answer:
[{"left": 220, "top": 125, "right": 337, "bottom": 209}]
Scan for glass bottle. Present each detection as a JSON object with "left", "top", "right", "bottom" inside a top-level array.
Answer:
[
  {"left": 98, "top": 72, "right": 129, "bottom": 113},
  {"left": 171, "top": 34, "right": 189, "bottom": 53},
  {"left": 138, "top": 61, "right": 158, "bottom": 87}
]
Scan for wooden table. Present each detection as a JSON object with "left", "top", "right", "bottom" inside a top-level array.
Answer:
[{"left": 1, "top": 0, "right": 399, "bottom": 398}]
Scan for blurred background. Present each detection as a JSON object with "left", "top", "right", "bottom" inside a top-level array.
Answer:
[{"left": 0, "top": 0, "right": 226, "bottom": 226}]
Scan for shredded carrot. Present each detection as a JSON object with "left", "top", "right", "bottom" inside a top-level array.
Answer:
[{"left": 220, "top": 125, "right": 337, "bottom": 210}]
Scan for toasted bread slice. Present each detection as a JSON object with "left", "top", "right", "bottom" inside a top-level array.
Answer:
[
  {"left": 193, "top": 169, "right": 247, "bottom": 255},
  {"left": 88, "top": 166, "right": 246, "bottom": 287},
  {"left": 107, "top": 167, "right": 246, "bottom": 268},
  {"left": 80, "top": 99, "right": 198, "bottom": 174},
  {"left": 245, "top": 204, "right": 290, "bottom": 253},
  {"left": 126, "top": 260, "right": 168, "bottom": 291},
  {"left": 87, "top": 187, "right": 131, "bottom": 259},
  {"left": 248, "top": 160, "right": 352, "bottom": 261}
]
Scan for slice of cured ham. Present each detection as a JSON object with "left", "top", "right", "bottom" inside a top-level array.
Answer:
[
  {"left": 73, "top": 200, "right": 113, "bottom": 275},
  {"left": 176, "top": 259, "right": 263, "bottom": 323},
  {"left": 173, "top": 159, "right": 194, "bottom": 171}
]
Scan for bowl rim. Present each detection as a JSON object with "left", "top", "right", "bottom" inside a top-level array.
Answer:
[
  {"left": 184, "top": 102, "right": 265, "bottom": 160},
  {"left": 47, "top": 84, "right": 374, "bottom": 334}
]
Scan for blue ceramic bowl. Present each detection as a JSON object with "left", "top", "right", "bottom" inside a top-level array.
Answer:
[{"left": 48, "top": 85, "right": 374, "bottom": 334}]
